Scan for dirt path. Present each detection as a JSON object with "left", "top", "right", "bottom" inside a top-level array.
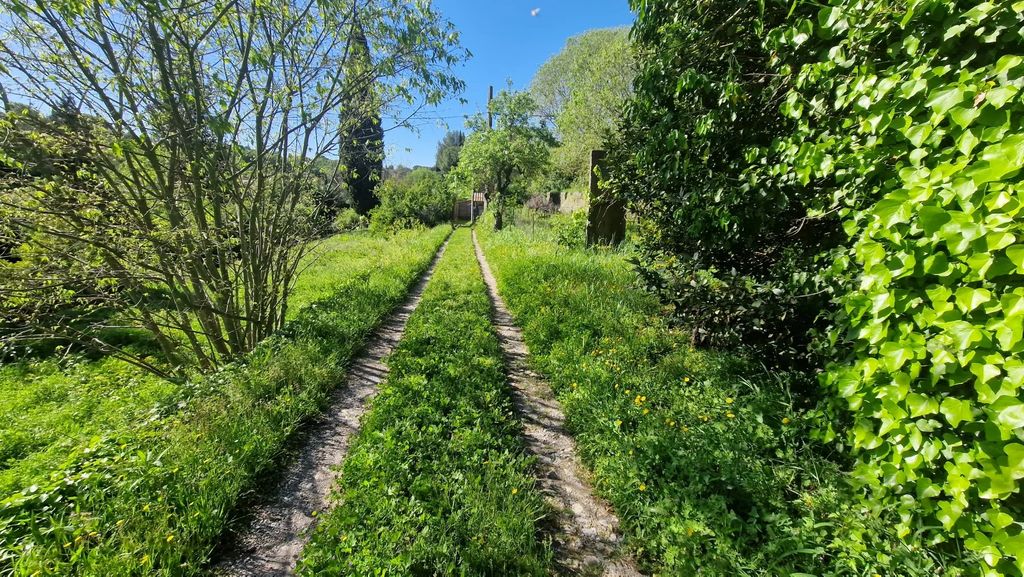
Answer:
[
  {"left": 215, "top": 237, "right": 450, "bottom": 577},
  {"left": 472, "top": 231, "right": 642, "bottom": 577}
]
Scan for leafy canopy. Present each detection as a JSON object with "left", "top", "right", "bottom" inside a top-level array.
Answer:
[
  {"left": 531, "top": 27, "right": 635, "bottom": 187},
  {"left": 450, "top": 90, "right": 554, "bottom": 229}
]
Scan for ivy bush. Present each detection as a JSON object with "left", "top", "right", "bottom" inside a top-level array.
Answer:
[{"left": 762, "top": 1, "right": 1024, "bottom": 574}]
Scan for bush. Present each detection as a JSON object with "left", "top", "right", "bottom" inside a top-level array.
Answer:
[
  {"left": 369, "top": 167, "right": 456, "bottom": 232},
  {"left": 605, "top": 0, "right": 831, "bottom": 367},
  {"left": 763, "top": 1, "right": 1024, "bottom": 573},
  {"left": 332, "top": 208, "right": 366, "bottom": 232}
]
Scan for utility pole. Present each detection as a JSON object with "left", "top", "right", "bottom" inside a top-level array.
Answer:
[
  {"left": 484, "top": 85, "right": 494, "bottom": 220},
  {"left": 487, "top": 85, "right": 494, "bottom": 130}
]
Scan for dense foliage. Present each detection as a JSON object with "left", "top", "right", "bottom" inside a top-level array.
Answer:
[
  {"left": 530, "top": 28, "right": 635, "bottom": 188},
  {"left": 435, "top": 130, "right": 465, "bottom": 173},
  {"left": 369, "top": 167, "right": 457, "bottom": 231},
  {"left": 299, "top": 229, "right": 550, "bottom": 575},
  {"left": 609, "top": 0, "right": 1024, "bottom": 574},
  {"left": 764, "top": 1, "right": 1024, "bottom": 573},
  {"left": 605, "top": 0, "right": 826, "bottom": 365},
  {"left": 0, "top": 229, "right": 448, "bottom": 575},
  {"left": 339, "top": 20, "right": 385, "bottom": 216}
]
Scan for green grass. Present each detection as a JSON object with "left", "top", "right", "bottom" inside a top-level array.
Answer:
[
  {"left": 476, "top": 220, "right": 954, "bottom": 577},
  {"left": 297, "top": 228, "right": 552, "bottom": 576},
  {"left": 0, "top": 226, "right": 449, "bottom": 576}
]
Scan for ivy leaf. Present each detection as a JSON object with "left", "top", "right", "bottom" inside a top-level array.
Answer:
[
  {"left": 1006, "top": 245, "right": 1024, "bottom": 272},
  {"left": 955, "top": 287, "right": 992, "bottom": 312},
  {"left": 940, "top": 397, "right": 973, "bottom": 427},
  {"left": 927, "top": 86, "right": 965, "bottom": 116},
  {"left": 1005, "top": 444, "right": 1024, "bottom": 480},
  {"left": 992, "top": 397, "right": 1024, "bottom": 429},
  {"left": 918, "top": 206, "right": 950, "bottom": 234}
]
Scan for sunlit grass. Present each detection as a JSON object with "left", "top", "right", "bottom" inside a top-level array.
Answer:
[
  {"left": 0, "top": 227, "right": 449, "bottom": 576},
  {"left": 298, "top": 228, "right": 551, "bottom": 576}
]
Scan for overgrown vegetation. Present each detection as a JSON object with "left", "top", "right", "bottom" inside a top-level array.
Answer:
[
  {"left": 478, "top": 220, "right": 961, "bottom": 576},
  {"left": 531, "top": 27, "right": 635, "bottom": 190},
  {"left": 606, "top": 0, "right": 1023, "bottom": 574},
  {"left": 298, "top": 228, "right": 550, "bottom": 576},
  {"left": 0, "top": 228, "right": 447, "bottom": 576}
]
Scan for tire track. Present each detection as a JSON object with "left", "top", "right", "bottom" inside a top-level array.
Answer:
[{"left": 472, "top": 230, "right": 642, "bottom": 577}]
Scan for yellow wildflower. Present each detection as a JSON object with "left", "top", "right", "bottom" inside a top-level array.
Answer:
[
  {"left": 782, "top": 417, "right": 791, "bottom": 425},
  {"left": 511, "top": 488, "right": 519, "bottom": 495},
  {"left": 726, "top": 412, "right": 735, "bottom": 418},
  {"left": 166, "top": 534, "right": 174, "bottom": 543},
  {"left": 725, "top": 397, "right": 734, "bottom": 404},
  {"left": 638, "top": 483, "right": 647, "bottom": 492}
]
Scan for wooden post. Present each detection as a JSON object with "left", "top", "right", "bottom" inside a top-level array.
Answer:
[{"left": 586, "top": 150, "right": 626, "bottom": 246}]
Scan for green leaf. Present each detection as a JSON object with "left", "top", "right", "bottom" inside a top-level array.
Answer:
[
  {"left": 940, "top": 397, "right": 973, "bottom": 427},
  {"left": 969, "top": 135, "right": 1024, "bottom": 184},
  {"left": 993, "top": 398, "right": 1024, "bottom": 429},
  {"left": 881, "top": 341, "right": 914, "bottom": 372},
  {"left": 903, "top": 123, "right": 933, "bottom": 147},
  {"left": 907, "top": 392, "right": 938, "bottom": 417},
  {"left": 918, "top": 206, "right": 950, "bottom": 234},
  {"left": 1006, "top": 245, "right": 1024, "bottom": 272},
  {"left": 1005, "top": 444, "right": 1024, "bottom": 480},
  {"left": 927, "top": 86, "right": 965, "bottom": 116},
  {"left": 955, "top": 287, "right": 992, "bottom": 312}
]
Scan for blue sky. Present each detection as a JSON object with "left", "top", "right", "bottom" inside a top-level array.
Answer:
[{"left": 383, "top": 1, "right": 635, "bottom": 168}]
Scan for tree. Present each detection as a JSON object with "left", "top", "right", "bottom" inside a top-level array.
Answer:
[
  {"left": 434, "top": 130, "right": 465, "bottom": 172},
  {"left": 530, "top": 28, "right": 635, "bottom": 185},
  {"left": 339, "top": 20, "right": 385, "bottom": 216},
  {"left": 0, "top": 0, "right": 466, "bottom": 375},
  {"left": 451, "top": 90, "right": 553, "bottom": 230}
]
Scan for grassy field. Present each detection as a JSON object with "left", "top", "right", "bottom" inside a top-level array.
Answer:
[
  {"left": 298, "top": 228, "right": 552, "bottom": 576},
  {"left": 0, "top": 227, "right": 448, "bottom": 576},
  {"left": 476, "top": 220, "right": 953, "bottom": 577}
]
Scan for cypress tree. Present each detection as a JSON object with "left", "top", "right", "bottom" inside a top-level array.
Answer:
[{"left": 339, "top": 21, "right": 384, "bottom": 215}]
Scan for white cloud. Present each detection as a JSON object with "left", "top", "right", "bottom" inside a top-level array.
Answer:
[{"left": 530, "top": 7, "right": 541, "bottom": 16}]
